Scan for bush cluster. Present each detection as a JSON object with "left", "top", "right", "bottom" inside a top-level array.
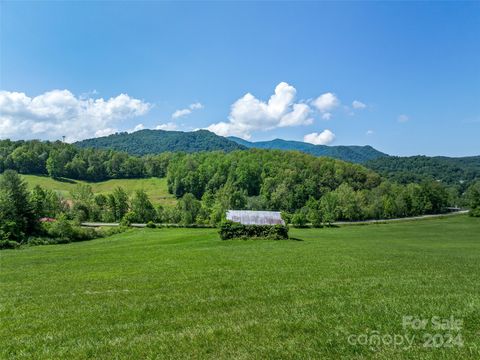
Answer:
[
  {"left": 219, "top": 221, "right": 289, "bottom": 240},
  {"left": 25, "top": 216, "right": 128, "bottom": 246}
]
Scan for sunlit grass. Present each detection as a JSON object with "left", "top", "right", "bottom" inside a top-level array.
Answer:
[
  {"left": 21, "top": 174, "right": 176, "bottom": 206},
  {"left": 1, "top": 216, "right": 479, "bottom": 359}
]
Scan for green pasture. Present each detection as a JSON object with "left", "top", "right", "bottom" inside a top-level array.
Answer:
[
  {"left": 1, "top": 216, "right": 479, "bottom": 359},
  {"left": 21, "top": 175, "right": 176, "bottom": 206}
]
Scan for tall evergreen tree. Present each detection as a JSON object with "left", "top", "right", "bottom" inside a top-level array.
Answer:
[{"left": 0, "top": 170, "right": 37, "bottom": 241}]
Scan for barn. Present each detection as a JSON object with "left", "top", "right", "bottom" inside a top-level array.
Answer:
[{"left": 226, "top": 210, "right": 285, "bottom": 226}]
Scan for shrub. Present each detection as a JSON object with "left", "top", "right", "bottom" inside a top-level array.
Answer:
[
  {"left": 41, "top": 214, "right": 98, "bottom": 243},
  {"left": 470, "top": 208, "right": 480, "bottom": 217},
  {"left": 97, "top": 226, "right": 129, "bottom": 237},
  {"left": 292, "top": 211, "right": 308, "bottom": 228},
  {"left": 121, "top": 211, "right": 138, "bottom": 226},
  {"left": 146, "top": 221, "right": 156, "bottom": 228},
  {"left": 219, "top": 221, "right": 289, "bottom": 240},
  {"left": 0, "top": 240, "right": 20, "bottom": 249}
]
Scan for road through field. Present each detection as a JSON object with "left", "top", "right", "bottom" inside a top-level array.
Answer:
[{"left": 81, "top": 210, "right": 469, "bottom": 227}]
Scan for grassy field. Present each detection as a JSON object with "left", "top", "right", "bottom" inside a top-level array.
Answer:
[
  {"left": 1, "top": 216, "right": 480, "bottom": 359},
  {"left": 21, "top": 175, "right": 176, "bottom": 206}
]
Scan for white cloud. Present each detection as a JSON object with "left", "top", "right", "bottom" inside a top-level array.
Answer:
[
  {"left": 189, "top": 102, "right": 203, "bottom": 110},
  {"left": 366, "top": 129, "right": 374, "bottom": 135},
  {"left": 321, "top": 112, "right": 332, "bottom": 120},
  {"left": 128, "top": 123, "right": 145, "bottom": 133},
  {"left": 352, "top": 100, "right": 366, "bottom": 109},
  {"left": 172, "top": 108, "right": 191, "bottom": 119},
  {"left": 207, "top": 82, "right": 313, "bottom": 139},
  {"left": 303, "top": 129, "right": 335, "bottom": 145},
  {"left": 312, "top": 92, "right": 340, "bottom": 113},
  {"left": 0, "top": 89, "right": 151, "bottom": 141},
  {"left": 155, "top": 122, "right": 178, "bottom": 131},
  {"left": 171, "top": 102, "right": 204, "bottom": 119},
  {"left": 398, "top": 114, "right": 409, "bottom": 123},
  {"left": 95, "top": 128, "right": 118, "bottom": 137}
]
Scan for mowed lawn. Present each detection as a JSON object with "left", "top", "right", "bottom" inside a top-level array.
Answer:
[
  {"left": 21, "top": 175, "right": 176, "bottom": 206},
  {"left": 1, "top": 216, "right": 480, "bottom": 359}
]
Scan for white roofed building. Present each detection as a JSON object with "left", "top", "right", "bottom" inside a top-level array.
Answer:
[{"left": 226, "top": 210, "right": 285, "bottom": 226}]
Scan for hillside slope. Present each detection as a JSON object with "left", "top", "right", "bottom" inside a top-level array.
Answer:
[
  {"left": 21, "top": 175, "right": 176, "bottom": 206},
  {"left": 229, "top": 137, "right": 388, "bottom": 163},
  {"left": 76, "top": 129, "right": 245, "bottom": 155},
  {"left": 365, "top": 155, "right": 480, "bottom": 186}
]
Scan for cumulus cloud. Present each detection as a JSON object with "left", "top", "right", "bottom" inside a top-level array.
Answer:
[
  {"left": 352, "top": 100, "right": 366, "bottom": 109},
  {"left": 0, "top": 89, "right": 151, "bottom": 141},
  {"left": 155, "top": 122, "right": 178, "bottom": 131},
  {"left": 398, "top": 114, "right": 409, "bottom": 123},
  {"left": 207, "top": 82, "right": 313, "bottom": 139},
  {"left": 312, "top": 92, "right": 340, "bottom": 113},
  {"left": 321, "top": 112, "right": 332, "bottom": 120},
  {"left": 366, "top": 129, "right": 374, "bottom": 135},
  {"left": 95, "top": 128, "right": 118, "bottom": 137},
  {"left": 128, "top": 123, "right": 145, "bottom": 133},
  {"left": 303, "top": 129, "right": 335, "bottom": 145},
  {"left": 171, "top": 102, "right": 204, "bottom": 119},
  {"left": 189, "top": 102, "right": 203, "bottom": 110}
]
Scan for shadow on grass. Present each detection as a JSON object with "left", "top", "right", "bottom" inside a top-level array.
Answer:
[
  {"left": 223, "top": 237, "right": 304, "bottom": 242},
  {"left": 289, "top": 237, "right": 304, "bottom": 242},
  {"left": 54, "top": 177, "right": 78, "bottom": 184}
]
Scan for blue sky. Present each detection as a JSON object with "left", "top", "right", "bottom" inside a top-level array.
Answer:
[{"left": 1, "top": 1, "right": 479, "bottom": 156}]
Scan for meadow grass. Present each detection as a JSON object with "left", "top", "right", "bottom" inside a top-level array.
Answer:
[
  {"left": 1, "top": 216, "right": 480, "bottom": 359},
  {"left": 21, "top": 175, "right": 176, "bottom": 206}
]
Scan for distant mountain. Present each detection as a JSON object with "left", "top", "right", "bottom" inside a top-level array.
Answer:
[
  {"left": 75, "top": 129, "right": 388, "bottom": 164},
  {"left": 365, "top": 155, "right": 480, "bottom": 186},
  {"left": 228, "top": 137, "right": 388, "bottom": 163},
  {"left": 75, "top": 129, "right": 246, "bottom": 155}
]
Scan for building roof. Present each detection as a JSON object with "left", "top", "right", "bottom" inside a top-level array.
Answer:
[{"left": 226, "top": 210, "right": 285, "bottom": 225}]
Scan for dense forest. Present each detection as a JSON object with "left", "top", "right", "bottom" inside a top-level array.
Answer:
[
  {"left": 75, "top": 127, "right": 389, "bottom": 163},
  {"left": 75, "top": 129, "right": 245, "bottom": 155},
  {"left": 0, "top": 139, "right": 173, "bottom": 181},
  {"left": 1, "top": 139, "right": 480, "bottom": 247},
  {"left": 166, "top": 150, "right": 465, "bottom": 225},
  {"left": 229, "top": 137, "right": 387, "bottom": 163},
  {"left": 366, "top": 155, "right": 480, "bottom": 189}
]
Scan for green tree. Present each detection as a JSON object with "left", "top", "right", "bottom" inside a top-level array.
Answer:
[
  {"left": 30, "top": 185, "right": 47, "bottom": 218},
  {"left": 130, "top": 190, "right": 156, "bottom": 223},
  {"left": 70, "top": 184, "right": 96, "bottom": 221},
  {"left": 292, "top": 210, "right": 308, "bottom": 228},
  {"left": 0, "top": 170, "right": 37, "bottom": 241},
  {"left": 112, "top": 187, "right": 129, "bottom": 221},
  {"left": 306, "top": 197, "right": 323, "bottom": 227},
  {"left": 177, "top": 193, "right": 201, "bottom": 225},
  {"left": 320, "top": 192, "right": 338, "bottom": 225},
  {"left": 334, "top": 184, "right": 362, "bottom": 221},
  {"left": 466, "top": 181, "right": 480, "bottom": 217}
]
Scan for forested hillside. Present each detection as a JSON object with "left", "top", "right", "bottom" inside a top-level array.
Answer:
[
  {"left": 229, "top": 137, "right": 388, "bottom": 163},
  {"left": 366, "top": 155, "right": 480, "bottom": 188},
  {"left": 166, "top": 150, "right": 458, "bottom": 224},
  {"left": 75, "top": 129, "right": 245, "bottom": 155},
  {"left": 0, "top": 139, "right": 173, "bottom": 181},
  {"left": 74, "top": 129, "right": 387, "bottom": 163},
  {"left": 2, "top": 139, "right": 480, "bottom": 247}
]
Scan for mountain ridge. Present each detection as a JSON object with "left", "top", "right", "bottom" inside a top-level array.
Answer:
[
  {"left": 75, "top": 129, "right": 389, "bottom": 163},
  {"left": 75, "top": 129, "right": 246, "bottom": 155},
  {"left": 228, "top": 136, "right": 388, "bottom": 163}
]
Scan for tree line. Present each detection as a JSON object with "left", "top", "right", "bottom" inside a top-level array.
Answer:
[
  {"left": 366, "top": 155, "right": 480, "bottom": 189},
  {"left": 1, "top": 140, "right": 480, "bottom": 247},
  {"left": 166, "top": 150, "right": 467, "bottom": 225},
  {"left": 0, "top": 139, "right": 173, "bottom": 181}
]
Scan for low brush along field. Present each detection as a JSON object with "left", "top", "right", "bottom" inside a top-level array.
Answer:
[{"left": 1, "top": 215, "right": 479, "bottom": 359}]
